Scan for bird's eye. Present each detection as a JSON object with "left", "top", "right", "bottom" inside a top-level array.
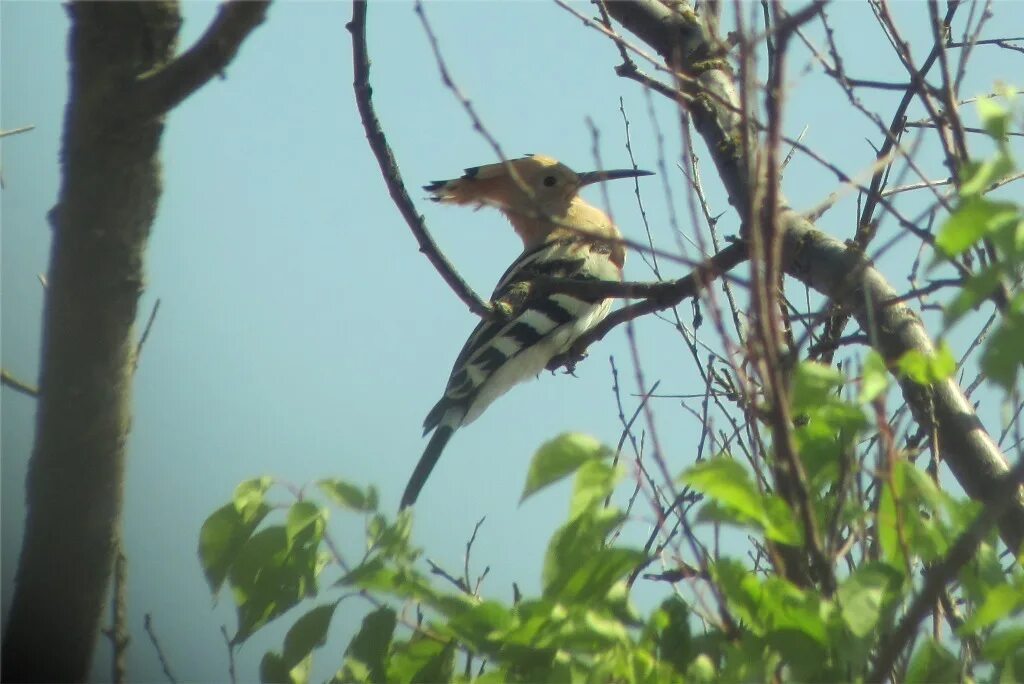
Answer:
[{"left": 543, "top": 175, "right": 557, "bottom": 187}]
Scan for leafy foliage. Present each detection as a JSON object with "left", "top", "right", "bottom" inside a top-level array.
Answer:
[{"left": 200, "top": 431, "right": 1022, "bottom": 683}]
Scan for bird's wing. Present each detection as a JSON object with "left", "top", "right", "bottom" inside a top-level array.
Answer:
[{"left": 422, "top": 238, "right": 617, "bottom": 434}]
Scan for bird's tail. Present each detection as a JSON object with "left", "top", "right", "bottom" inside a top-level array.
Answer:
[{"left": 400, "top": 421, "right": 457, "bottom": 510}]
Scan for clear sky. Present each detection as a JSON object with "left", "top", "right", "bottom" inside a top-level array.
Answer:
[{"left": 2, "top": 1, "right": 1021, "bottom": 681}]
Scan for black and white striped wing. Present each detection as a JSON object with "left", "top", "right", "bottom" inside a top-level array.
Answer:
[{"left": 423, "top": 239, "right": 619, "bottom": 434}]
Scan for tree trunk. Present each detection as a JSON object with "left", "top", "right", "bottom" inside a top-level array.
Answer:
[{"left": 2, "top": 4, "right": 180, "bottom": 679}]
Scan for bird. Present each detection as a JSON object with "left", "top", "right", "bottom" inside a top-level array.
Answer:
[{"left": 400, "top": 154, "right": 653, "bottom": 509}]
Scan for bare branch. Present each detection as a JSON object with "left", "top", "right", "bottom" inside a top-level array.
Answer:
[
  {"left": 347, "top": 2, "right": 491, "bottom": 318},
  {"left": 1, "top": 368, "right": 38, "bottom": 398},
  {"left": 143, "top": 615, "right": 178, "bottom": 684},
  {"left": 130, "top": 1, "right": 270, "bottom": 121},
  {"left": 548, "top": 241, "right": 750, "bottom": 370}
]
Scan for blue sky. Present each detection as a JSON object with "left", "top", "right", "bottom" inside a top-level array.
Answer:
[{"left": 3, "top": 1, "right": 1021, "bottom": 680}]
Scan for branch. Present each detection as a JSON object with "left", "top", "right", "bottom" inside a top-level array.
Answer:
[
  {"left": 144, "top": 615, "right": 178, "bottom": 684},
  {"left": 605, "top": 0, "right": 1024, "bottom": 551},
  {"left": 129, "top": 1, "right": 270, "bottom": 121},
  {"left": 1, "top": 368, "right": 38, "bottom": 398},
  {"left": 548, "top": 241, "right": 749, "bottom": 370},
  {"left": 347, "top": 1, "right": 491, "bottom": 317}
]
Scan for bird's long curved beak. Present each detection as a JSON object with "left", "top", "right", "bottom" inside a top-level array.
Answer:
[{"left": 577, "top": 168, "right": 654, "bottom": 186}]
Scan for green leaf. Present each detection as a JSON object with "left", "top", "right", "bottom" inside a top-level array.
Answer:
[
  {"left": 976, "top": 95, "right": 1011, "bottom": 141},
  {"left": 261, "top": 651, "right": 312, "bottom": 684},
  {"left": 682, "top": 457, "right": 800, "bottom": 545},
  {"left": 546, "top": 547, "right": 644, "bottom": 605},
  {"left": 410, "top": 639, "right": 455, "bottom": 684},
  {"left": 521, "top": 433, "right": 609, "bottom": 502},
  {"left": 983, "top": 627, "right": 1024, "bottom": 663},
  {"left": 542, "top": 507, "right": 624, "bottom": 600},
  {"left": 905, "top": 639, "right": 959, "bottom": 684},
  {"left": 443, "top": 600, "right": 516, "bottom": 650},
  {"left": 569, "top": 459, "right": 623, "bottom": 518},
  {"left": 651, "top": 597, "right": 692, "bottom": 675},
  {"left": 897, "top": 342, "right": 956, "bottom": 385},
  {"left": 960, "top": 154, "right": 1015, "bottom": 196},
  {"left": 229, "top": 525, "right": 323, "bottom": 643},
  {"left": 982, "top": 310, "right": 1024, "bottom": 390},
  {"left": 837, "top": 563, "right": 900, "bottom": 637},
  {"left": 860, "top": 351, "right": 890, "bottom": 403},
  {"left": 199, "top": 478, "right": 273, "bottom": 594},
  {"left": 936, "top": 197, "right": 1018, "bottom": 256},
  {"left": 959, "top": 583, "right": 1024, "bottom": 633},
  {"left": 791, "top": 362, "right": 845, "bottom": 413},
  {"left": 280, "top": 602, "right": 338, "bottom": 672},
  {"left": 318, "top": 479, "right": 377, "bottom": 512},
  {"left": 337, "top": 606, "right": 396, "bottom": 684},
  {"left": 286, "top": 501, "right": 327, "bottom": 546},
  {"left": 235, "top": 476, "right": 274, "bottom": 514},
  {"left": 945, "top": 266, "right": 1005, "bottom": 325}
]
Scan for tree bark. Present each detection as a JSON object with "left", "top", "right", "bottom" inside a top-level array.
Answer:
[{"left": 2, "top": 2, "right": 267, "bottom": 679}]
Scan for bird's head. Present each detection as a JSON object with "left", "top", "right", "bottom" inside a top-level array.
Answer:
[
  {"left": 424, "top": 155, "right": 652, "bottom": 248},
  {"left": 425, "top": 154, "right": 650, "bottom": 213}
]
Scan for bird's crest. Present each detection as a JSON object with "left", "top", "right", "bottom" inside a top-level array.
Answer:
[{"left": 423, "top": 155, "right": 567, "bottom": 207}]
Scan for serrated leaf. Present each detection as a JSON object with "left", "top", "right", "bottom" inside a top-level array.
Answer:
[
  {"left": 522, "top": 433, "right": 609, "bottom": 502},
  {"left": 318, "top": 479, "right": 376, "bottom": 512},
  {"left": 860, "top": 351, "right": 890, "bottom": 403}
]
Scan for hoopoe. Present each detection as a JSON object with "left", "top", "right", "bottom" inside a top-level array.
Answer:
[{"left": 400, "top": 154, "right": 652, "bottom": 509}]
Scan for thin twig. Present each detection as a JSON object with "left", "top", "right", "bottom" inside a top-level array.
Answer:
[
  {"left": 0, "top": 125, "right": 35, "bottom": 138},
  {"left": 220, "top": 625, "right": 236, "bottom": 684},
  {"left": 347, "top": 2, "right": 491, "bottom": 317},
  {"left": 1, "top": 369, "right": 38, "bottom": 398},
  {"left": 134, "top": 298, "right": 161, "bottom": 371},
  {"left": 144, "top": 614, "right": 178, "bottom": 684}
]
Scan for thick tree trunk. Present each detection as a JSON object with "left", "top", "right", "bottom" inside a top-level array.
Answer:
[
  {"left": 2, "top": 4, "right": 181, "bottom": 680},
  {"left": 4, "top": 2, "right": 266, "bottom": 676}
]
